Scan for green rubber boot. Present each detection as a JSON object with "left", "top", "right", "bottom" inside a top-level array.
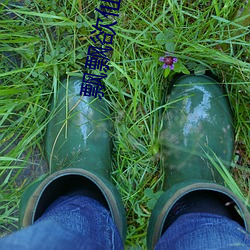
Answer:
[
  {"left": 147, "top": 75, "right": 250, "bottom": 249},
  {"left": 19, "top": 77, "right": 127, "bottom": 242}
]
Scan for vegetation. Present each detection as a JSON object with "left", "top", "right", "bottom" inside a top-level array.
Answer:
[{"left": 0, "top": 0, "right": 249, "bottom": 248}]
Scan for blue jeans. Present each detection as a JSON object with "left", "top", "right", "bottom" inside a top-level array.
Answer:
[
  {"left": 0, "top": 196, "right": 123, "bottom": 250},
  {"left": 0, "top": 196, "right": 249, "bottom": 249},
  {"left": 156, "top": 213, "right": 250, "bottom": 250}
]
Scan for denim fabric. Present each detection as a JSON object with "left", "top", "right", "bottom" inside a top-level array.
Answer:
[
  {"left": 156, "top": 213, "right": 250, "bottom": 250},
  {"left": 1, "top": 197, "right": 250, "bottom": 250},
  {"left": 0, "top": 196, "right": 123, "bottom": 250}
]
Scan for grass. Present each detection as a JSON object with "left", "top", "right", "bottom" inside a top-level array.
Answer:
[{"left": 0, "top": 0, "right": 250, "bottom": 248}]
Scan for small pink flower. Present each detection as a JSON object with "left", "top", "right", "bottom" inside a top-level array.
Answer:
[{"left": 159, "top": 53, "right": 177, "bottom": 70}]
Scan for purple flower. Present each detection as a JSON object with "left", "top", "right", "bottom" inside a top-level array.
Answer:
[{"left": 159, "top": 53, "right": 177, "bottom": 70}]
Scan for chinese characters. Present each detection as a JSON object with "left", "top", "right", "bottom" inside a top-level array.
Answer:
[{"left": 80, "top": 0, "right": 121, "bottom": 99}]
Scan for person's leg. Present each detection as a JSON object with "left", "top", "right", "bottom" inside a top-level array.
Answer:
[
  {"left": 17, "top": 77, "right": 126, "bottom": 248},
  {"left": 155, "top": 213, "right": 250, "bottom": 250},
  {"left": 0, "top": 195, "right": 123, "bottom": 250},
  {"left": 147, "top": 75, "right": 250, "bottom": 249}
]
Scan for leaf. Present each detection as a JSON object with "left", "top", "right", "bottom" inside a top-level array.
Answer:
[
  {"left": 156, "top": 32, "right": 167, "bottom": 45},
  {"left": 156, "top": 28, "right": 175, "bottom": 47},
  {"left": 144, "top": 188, "right": 153, "bottom": 198},
  {"left": 173, "top": 62, "right": 182, "bottom": 73},
  {"left": 182, "top": 67, "right": 190, "bottom": 75},
  {"left": 76, "top": 23, "right": 83, "bottom": 28},
  {"left": 174, "top": 62, "right": 190, "bottom": 75},
  {"left": 165, "top": 28, "right": 174, "bottom": 39},
  {"left": 194, "top": 64, "right": 207, "bottom": 75},
  {"left": 44, "top": 54, "right": 52, "bottom": 63},
  {"left": 165, "top": 41, "right": 175, "bottom": 52},
  {"left": 186, "top": 61, "right": 197, "bottom": 70},
  {"left": 146, "top": 191, "right": 164, "bottom": 209},
  {"left": 164, "top": 67, "right": 171, "bottom": 77},
  {"left": 155, "top": 190, "right": 164, "bottom": 199},
  {"left": 39, "top": 75, "right": 45, "bottom": 80},
  {"left": 147, "top": 199, "right": 157, "bottom": 210},
  {"left": 32, "top": 71, "right": 38, "bottom": 77}
]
